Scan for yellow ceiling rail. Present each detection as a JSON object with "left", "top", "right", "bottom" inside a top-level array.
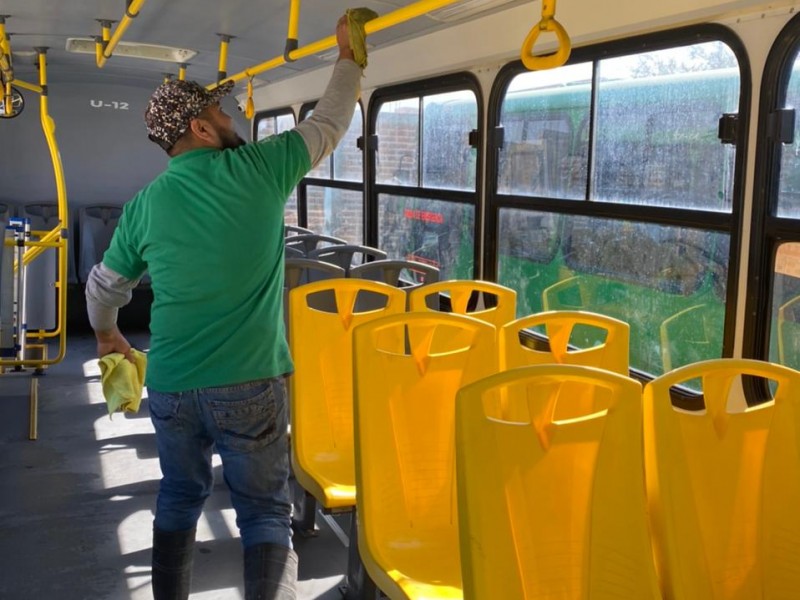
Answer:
[
  {"left": 521, "top": 0, "right": 571, "bottom": 70},
  {"left": 95, "top": 0, "right": 148, "bottom": 68},
  {"left": 210, "top": 0, "right": 463, "bottom": 89}
]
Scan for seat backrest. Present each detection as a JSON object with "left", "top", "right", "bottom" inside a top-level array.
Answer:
[
  {"left": 284, "top": 245, "right": 304, "bottom": 259},
  {"left": 284, "top": 233, "right": 346, "bottom": 256},
  {"left": 352, "top": 312, "right": 497, "bottom": 599},
  {"left": 308, "top": 244, "right": 387, "bottom": 275},
  {"left": 350, "top": 259, "right": 440, "bottom": 312},
  {"left": 350, "top": 258, "right": 440, "bottom": 288},
  {"left": 408, "top": 279, "right": 517, "bottom": 330},
  {"left": 456, "top": 365, "right": 659, "bottom": 600},
  {"left": 501, "top": 310, "right": 629, "bottom": 421},
  {"left": 777, "top": 294, "right": 800, "bottom": 368},
  {"left": 501, "top": 310, "right": 629, "bottom": 373},
  {"left": 283, "top": 258, "right": 345, "bottom": 337},
  {"left": 78, "top": 205, "right": 123, "bottom": 283},
  {"left": 284, "top": 257, "right": 345, "bottom": 291},
  {"left": 643, "top": 359, "right": 800, "bottom": 599},
  {"left": 289, "top": 279, "right": 407, "bottom": 509},
  {"left": 285, "top": 224, "right": 314, "bottom": 237}
]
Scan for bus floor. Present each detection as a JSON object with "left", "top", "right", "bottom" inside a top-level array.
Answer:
[{"left": 0, "top": 332, "right": 350, "bottom": 600}]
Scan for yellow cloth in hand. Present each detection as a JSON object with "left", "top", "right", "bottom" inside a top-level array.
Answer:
[
  {"left": 99, "top": 349, "right": 147, "bottom": 417},
  {"left": 346, "top": 7, "right": 379, "bottom": 69}
]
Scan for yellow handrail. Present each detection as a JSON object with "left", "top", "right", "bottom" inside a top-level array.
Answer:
[
  {"left": 95, "top": 0, "right": 148, "bottom": 68},
  {"left": 210, "top": 0, "right": 463, "bottom": 89},
  {"left": 521, "top": 0, "right": 571, "bottom": 71}
]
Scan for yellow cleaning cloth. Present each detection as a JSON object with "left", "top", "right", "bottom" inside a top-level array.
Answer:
[
  {"left": 99, "top": 349, "right": 147, "bottom": 417},
  {"left": 346, "top": 7, "right": 379, "bottom": 69}
]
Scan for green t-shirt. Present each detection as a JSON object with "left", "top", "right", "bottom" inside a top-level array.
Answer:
[{"left": 103, "top": 130, "right": 310, "bottom": 392}]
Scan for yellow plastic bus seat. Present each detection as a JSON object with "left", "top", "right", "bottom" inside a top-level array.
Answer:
[
  {"left": 353, "top": 312, "right": 498, "bottom": 600},
  {"left": 659, "top": 303, "right": 723, "bottom": 372},
  {"left": 289, "top": 278, "right": 407, "bottom": 509},
  {"left": 777, "top": 294, "right": 800, "bottom": 368},
  {"left": 500, "top": 311, "right": 629, "bottom": 420},
  {"left": 643, "top": 359, "right": 800, "bottom": 599},
  {"left": 407, "top": 279, "right": 517, "bottom": 331},
  {"left": 541, "top": 275, "right": 589, "bottom": 311},
  {"left": 456, "top": 365, "right": 660, "bottom": 600}
]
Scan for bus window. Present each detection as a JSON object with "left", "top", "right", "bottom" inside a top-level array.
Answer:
[
  {"left": 778, "top": 56, "right": 800, "bottom": 218},
  {"left": 301, "top": 104, "right": 364, "bottom": 241},
  {"left": 371, "top": 76, "right": 481, "bottom": 280},
  {"left": 376, "top": 98, "right": 420, "bottom": 186},
  {"left": 422, "top": 91, "right": 478, "bottom": 191},
  {"left": 254, "top": 109, "right": 297, "bottom": 225},
  {"left": 306, "top": 187, "right": 364, "bottom": 245},
  {"left": 378, "top": 195, "right": 475, "bottom": 281},
  {"left": 772, "top": 243, "right": 800, "bottom": 371},
  {"left": 498, "top": 62, "right": 591, "bottom": 199},
  {"left": 594, "top": 42, "right": 739, "bottom": 210},
  {"left": 490, "top": 32, "right": 745, "bottom": 377}
]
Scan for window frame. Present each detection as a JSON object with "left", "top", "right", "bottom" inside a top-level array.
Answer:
[
  {"left": 298, "top": 100, "right": 365, "bottom": 239},
  {"left": 366, "top": 72, "right": 484, "bottom": 277},
  {"left": 745, "top": 13, "right": 800, "bottom": 372}
]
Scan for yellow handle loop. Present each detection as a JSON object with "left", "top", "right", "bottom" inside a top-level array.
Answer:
[
  {"left": 521, "top": 0, "right": 571, "bottom": 71},
  {"left": 245, "top": 78, "right": 255, "bottom": 120}
]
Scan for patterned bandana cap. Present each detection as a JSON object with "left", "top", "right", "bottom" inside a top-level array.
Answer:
[{"left": 145, "top": 79, "right": 234, "bottom": 150}]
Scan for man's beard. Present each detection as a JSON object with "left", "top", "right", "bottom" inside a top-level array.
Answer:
[{"left": 220, "top": 130, "right": 246, "bottom": 150}]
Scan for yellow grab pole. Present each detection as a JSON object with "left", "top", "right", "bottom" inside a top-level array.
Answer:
[
  {"left": 211, "top": 0, "right": 463, "bottom": 88},
  {"left": 1, "top": 48, "right": 68, "bottom": 367},
  {"left": 97, "top": 0, "right": 148, "bottom": 68},
  {"left": 284, "top": 0, "right": 301, "bottom": 60},
  {"left": 178, "top": 63, "right": 187, "bottom": 81},
  {"left": 33, "top": 47, "right": 67, "bottom": 348},
  {"left": 217, "top": 34, "right": 233, "bottom": 82}
]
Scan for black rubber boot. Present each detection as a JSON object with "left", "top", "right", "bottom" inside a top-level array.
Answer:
[
  {"left": 244, "top": 543, "right": 298, "bottom": 600},
  {"left": 152, "top": 526, "right": 196, "bottom": 600}
]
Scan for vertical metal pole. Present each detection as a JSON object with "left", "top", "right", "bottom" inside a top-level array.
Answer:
[
  {"left": 15, "top": 219, "right": 29, "bottom": 362},
  {"left": 29, "top": 377, "right": 38, "bottom": 440}
]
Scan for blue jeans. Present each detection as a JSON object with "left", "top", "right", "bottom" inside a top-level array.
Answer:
[{"left": 147, "top": 377, "right": 292, "bottom": 549}]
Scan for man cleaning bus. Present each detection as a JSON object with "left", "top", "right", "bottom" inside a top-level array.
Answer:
[{"left": 85, "top": 13, "right": 364, "bottom": 600}]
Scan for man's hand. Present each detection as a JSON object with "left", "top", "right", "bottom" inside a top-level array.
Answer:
[
  {"left": 336, "top": 14, "right": 356, "bottom": 62},
  {"left": 96, "top": 326, "right": 134, "bottom": 362}
]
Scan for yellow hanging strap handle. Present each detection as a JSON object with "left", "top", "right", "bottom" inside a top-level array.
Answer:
[
  {"left": 245, "top": 77, "right": 255, "bottom": 120},
  {"left": 521, "top": 0, "right": 571, "bottom": 71}
]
